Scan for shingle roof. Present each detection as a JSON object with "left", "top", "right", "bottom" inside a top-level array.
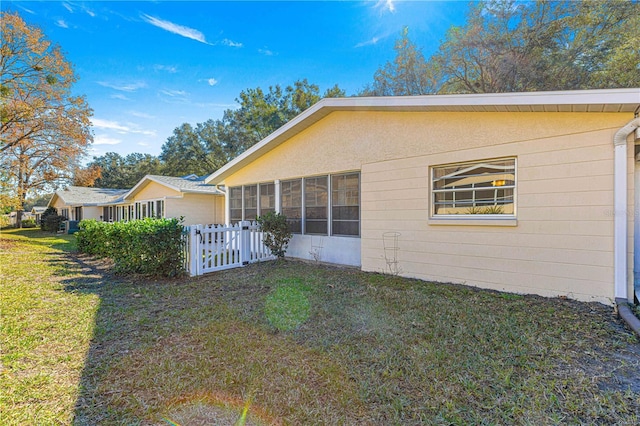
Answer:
[
  {"left": 52, "top": 186, "right": 129, "bottom": 206},
  {"left": 124, "top": 175, "right": 223, "bottom": 200},
  {"left": 147, "top": 175, "right": 221, "bottom": 193}
]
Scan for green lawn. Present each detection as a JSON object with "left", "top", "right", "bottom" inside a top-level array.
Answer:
[{"left": 2, "top": 228, "right": 639, "bottom": 425}]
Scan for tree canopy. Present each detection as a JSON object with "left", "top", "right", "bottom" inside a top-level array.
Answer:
[
  {"left": 159, "top": 79, "right": 345, "bottom": 177},
  {"left": 363, "top": 0, "right": 640, "bottom": 95},
  {"left": 1, "top": 11, "right": 93, "bottom": 223},
  {"left": 87, "top": 152, "right": 163, "bottom": 189}
]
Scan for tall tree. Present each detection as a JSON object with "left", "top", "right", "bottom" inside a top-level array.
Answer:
[
  {"left": 434, "top": 0, "right": 640, "bottom": 93},
  {"left": 160, "top": 122, "right": 230, "bottom": 177},
  {"left": 88, "top": 152, "right": 162, "bottom": 189},
  {"left": 1, "top": 12, "right": 93, "bottom": 225},
  {"left": 364, "top": 1, "right": 639, "bottom": 95},
  {"left": 160, "top": 79, "right": 345, "bottom": 176},
  {"left": 361, "top": 27, "right": 437, "bottom": 96}
]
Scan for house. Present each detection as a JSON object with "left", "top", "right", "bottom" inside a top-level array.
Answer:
[
  {"left": 47, "top": 176, "right": 224, "bottom": 227},
  {"left": 110, "top": 175, "right": 225, "bottom": 226},
  {"left": 30, "top": 206, "right": 47, "bottom": 224},
  {"left": 48, "top": 186, "right": 129, "bottom": 221},
  {"left": 204, "top": 88, "right": 640, "bottom": 305}
]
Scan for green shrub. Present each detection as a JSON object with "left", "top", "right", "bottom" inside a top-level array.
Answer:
[
  {"left": 44, "top": 214, "right": 64, "bottom": 233},
  {"left": 21, "top": 219, "right": 37, "bottom": 228},
  {"left": 40, "top": 207, "right": 59, "bottom": 231},
  {"left": 257, "top": 212, "right": 292, "bottom": 258},
  {"left": 76, "top": 218, "right": 185, "bottom": 277}
]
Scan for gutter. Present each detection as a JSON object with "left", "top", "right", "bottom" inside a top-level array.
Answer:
[{"left": 613, "top": 117, "right": 640, "bottom": 302}]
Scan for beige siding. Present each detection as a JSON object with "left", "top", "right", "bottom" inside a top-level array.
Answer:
[
  {"left": 221, "top": 110, "right": 635, "bottom": 304},
  {"left": 131, "top": 181, "right": 181, "bottom": 200},
  {"left": 165, "top": 193, "right": 224, "bottom": 226},
  {"left": 82, "top": 206, "right": 103, "bottom": 221}
]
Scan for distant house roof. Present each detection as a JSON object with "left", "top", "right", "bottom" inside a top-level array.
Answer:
[
  {"left": 204, "top": 88, "right": 640, "bottom": 184},
  {"left": 124, "top": 175, "right": 223, "bottom": 200},
  {"left": 48, "top": 186, "right": 129, "bottom": 208},
  {"left": 31, "top": 206, "right": 47, "bottom": 214}
]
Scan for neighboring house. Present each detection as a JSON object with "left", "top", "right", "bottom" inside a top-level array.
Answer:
[
  {"left": 204, "top": 88, "right": 640, "bottom": 305},
  {"left": 48, "top": 186, "right": 129, "bottom": 221},
  {"left": 8, "top": 211, "right": 17, "bottom": 227},
  {"left": 119, "top": 174, "right": 225, "bottom": 226},
  {"left": 30, "top": 206, "right": 47, "bottom": 224}
]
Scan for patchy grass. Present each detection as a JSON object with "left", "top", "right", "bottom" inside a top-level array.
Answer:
[
  {"left": 2, "top": 228, "right": 640, "bottom": 425},
  {"left": 0, "top": 228, "right": 98, "bottom": 425}
]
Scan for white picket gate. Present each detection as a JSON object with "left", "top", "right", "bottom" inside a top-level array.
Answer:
[{"left": 186, "top": 221, "right": 274, "bottom": 276}]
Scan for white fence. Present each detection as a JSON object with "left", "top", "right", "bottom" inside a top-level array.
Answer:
[{"left": 186, "top": 221, "right": 274, "bottom": 276}]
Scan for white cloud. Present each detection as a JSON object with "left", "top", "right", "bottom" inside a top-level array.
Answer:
[
  {"left": 92, "top": 118, "right": 130, "bottom": 132},
  {"left": 138, "top": 142, "right": 150, "bottom": 147},
  {"left": 375, "top": 0, "right": 396, "bottom": 13},
  {"left": 56, "top": 19, "right": 69, "bottom": 29},
  {"left": 259, "top": 48, "right": 274, "bottom": 56},
  {"left": 141, "top": 14, "right": 209, "bottom": 45},
  {"left": 18, "top": 6, "right": 35, "bottom": 14},
  {"left": 92, "top": 118, "right": 156, "bottom": 136},
  {"left": 153, "top": 64, "right": 178, "bottom": 73},
  {"left": 62, "top": 2, "right": 73, "bottom": 13},
  {"left": 110, "top": 94, "right": 131, "bottom": 101},
  {"left": 98, "top": 81, "right": 147, "bottom": 92},
  {"left": 355, "top": 36, "right": 380, "bottom": 48},
  {"left": 129, "top": 111, "right": 156, "bottom": 119},
  {"left": 93, "top": 135, "right": 122, "bottom": 145},
  {"left": 221, "top": 38, "right": 243, "bottom": 48},
  {"left": 207, "top": 78, "right": 218, "bottom": 86},
  {"left": 160, "top": 89, "right": 188, "bottom": 98}
]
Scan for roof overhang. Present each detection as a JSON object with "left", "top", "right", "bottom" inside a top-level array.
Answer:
[
  {"left": 204, "top": 88, "right": 640, "bottom": 184},
  {"left": 123, "top": 175, "right": 223, "bottom": 201},
  {"left": 124, "top": 175, "right": 178, "bottom": 201}
]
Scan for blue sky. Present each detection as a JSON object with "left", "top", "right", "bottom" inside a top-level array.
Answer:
[{"left": 4, "top": 1, "right": 471, "bottom": 159}]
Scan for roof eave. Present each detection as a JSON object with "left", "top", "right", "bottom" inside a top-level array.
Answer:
[{"left": 204, "top": 88, "right": 640, "bottom": 185}]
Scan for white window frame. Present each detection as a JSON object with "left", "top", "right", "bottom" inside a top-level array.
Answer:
[{"left": 431, "top": 157, "right": 517, "bottom": 221}]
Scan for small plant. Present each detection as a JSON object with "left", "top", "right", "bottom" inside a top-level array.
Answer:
[
  {"left": 466, "top": 205, "right": 504, "bottom": 215},
  {"left": 257, "top": 212, "right": 292, "bottom": 258},
  {"left": 466, "top": 206, "right": 484, "bottom": 215},
  {"left": 21, "top": 219, "right": 37, "bottom": 228},
  {"left": 482, "top": 205, "right": 504, "bottom": 214}
]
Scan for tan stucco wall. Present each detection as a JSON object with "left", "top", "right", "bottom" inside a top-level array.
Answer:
[
  {"left": 165, "top": 193, "right": 225, "bottom": 226},
  {"left": 50, "top": 197, "right": 101, "bottom": 221},
  {"left": 131, "top": 181, "right": 181, "bottom": 200},
  {"left": 82, "top": 206, "right": 103, "bottom": 221},
  {"left": 50, "top": 196, "right": 67, "bottom": 212},
  {"left": 222, "top": 111, "right": 636, "bottom": 304}
]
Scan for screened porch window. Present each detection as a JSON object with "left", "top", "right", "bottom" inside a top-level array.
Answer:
[
  {"left": 259, "top": 182, "right": 276, "bottom": 216},
  {"left": 243, "top": 185, "right": 258, "bottom": 221},
  {"left": 432, "top": 158, "right": 516, "bottom": 216},
  {"left": 304, "top": 176, "right": 328, "bottom": 235},
  {"left": 281, "top": 179, "right": 302, "bottom": 233},
  {"left": 229, "top": 187, "right": 243, "bottom": 223},
  {"left": 332, "top": 172, "right": 360, "bottom": 236}
]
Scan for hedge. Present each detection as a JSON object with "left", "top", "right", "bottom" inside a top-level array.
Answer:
[{"left": 76, "top": 218, "right": 185, "bottom": 277}]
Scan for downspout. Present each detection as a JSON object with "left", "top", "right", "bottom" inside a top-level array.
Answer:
[
  {"left": 614, "top": 117, "right": 640, "bottom": 302},
  {"left": 215, "top": 185, "right": 229, "bottom": 225}
]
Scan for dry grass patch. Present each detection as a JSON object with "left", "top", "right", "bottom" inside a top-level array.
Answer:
[{"left": 2, "top": 228, "right": 639, "bottom": 425}]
